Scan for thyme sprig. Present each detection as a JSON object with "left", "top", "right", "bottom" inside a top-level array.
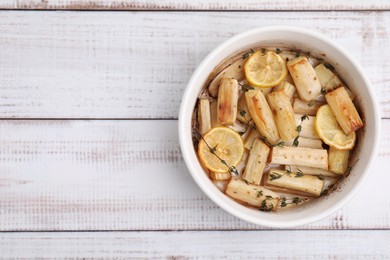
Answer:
[
  {"left": 280, "top": 196, "right": 304, "bottom": 208},
  {"left": 240, "top": 83, "right": 255, "bottom": 92},
  {"left": 260, "top": 200, "right": 274, "bottom": 212},
  {"left": 292, "top": 197, "right": 303, "bottom": 204},
  {"left": 269, "top": 171, "right": 282, "bottom": 181},
  {"left": 193, "top": 128, "right": 239, "bottom": 176},
  {"left": 292, "top": 114, "right": 309, "bottom": 147},
  {"left": 295, "top": 169, "right": 304, "bottom": 178},
  {"left": 242, "top": 49, "right": 255, "bottom": 59},
  {"left": 261, "top": 136, "right": 285, "bottom": 148}
]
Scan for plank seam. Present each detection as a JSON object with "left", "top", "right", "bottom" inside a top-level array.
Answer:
[
  {"left": 0, "top": 9, "right": 389, "bottom": 12},
  {"left": 1, "top": 228, "right": 390, "bottom": 233}
]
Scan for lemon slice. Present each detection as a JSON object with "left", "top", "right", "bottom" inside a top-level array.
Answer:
[
  {"left": 198, "top": 127, "right": 244, "bottom": 173},
  {"left": 244, "top": 51, "right": 287, "bottom": 88},
  {"left": 315, "top": 105, "right": 356, "bottom": 150}
]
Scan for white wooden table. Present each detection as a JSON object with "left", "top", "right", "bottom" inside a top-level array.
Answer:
[{"left": 0, "top": 1, "right": 389, "bottom": 258}]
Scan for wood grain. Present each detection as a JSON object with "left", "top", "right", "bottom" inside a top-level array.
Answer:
[
  {"left": 1, "top": 231, "right": 389, "bottom": 258},
  {"left": 0, "top": 119, "right": 388, "bottom": 231},
  {"left": 1, "top": 0, "right": 389, "bottom": 10},
  {"left": 0, "top": 11, "right": 388, "bottom": 119}
]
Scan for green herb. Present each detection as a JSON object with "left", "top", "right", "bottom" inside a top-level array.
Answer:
[
  {"left": 239, "top": 110, "right": 246, "bottom": 117},
  {"left": 238, "top": 131, "right": 245, "bottom": 136},
  {"left": 307, "top": 100, "right": 315, "bottom": 107},
  {"left": 260, "top": 200, "right": 268, "bottom": 211},
  {"left": 261, "top": 136, "right": 285, "bottom": 148},
  {"left": 318, "top": 174, "right": 325, "bottom": 180},
  {"left": 295, "top": 52, "right": 301, "bottom": 58},
  {"left": 265, "top": 195, "right": 273, "bottom": 200},
  {"left": 292, "top": 197, "right": 302, "bottom": 204},
  {"left": 242, "top": 49, "right": 255, "bottom": 59},
  {"left": 295, "top": 169, "right": 304, "bottom": 178},
  {"left": 241, "top": 84, "right": 255, "bottom": 92},
  {"left": 293, "top": 114, "right": 309, "bottom": 147},
  {"left": 321, "top": 87, "right": 326, "bottom": 94},
  {"left": 260, "top": 200, "right": 274, "bottom": 212},
  {"left": 300, "top": 114, "right": 309, "bottom": 121},
  {"left": 324, "top": 63, "right": 335, "bottom": 71},
  {"left": 269, "top": 172, "right": 282, "bottom": 181},
  {"left": 292, "top": 136, "right": 300, "bottom": 147},
  {"left": 261, "top": 48, "right": 266, "bottom": 53},
  {"left": 276, "top": 48, "right": 281, "bottom": 54},
  {"left": 257, "top": 190, "right": 263, "bottom": 197},
  {"left": 280, "top": 197, "right": 287, "bottom": 208},
  {"left": 285, "top": 166, "right": 292, "bottom": 175},
  {"left": 242, "top": 179, "right": 250, "bottom": 185},
  {"left": 209, "top": 144, "right": 218, "bottom": 154}
]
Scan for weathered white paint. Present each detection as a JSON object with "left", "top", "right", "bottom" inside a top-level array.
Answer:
[
  {"left": 0, "top": 7, "right": 388, "bottom": 258},
  {"left": 0, "top": 119, "right": 388, "bottom": 231},
  {"left": 0, "top": 230, "right": 389, "bottom": 258},
  {"left": 0, "top": 11, "right": 388, "bottom": 118},
  {"left": 1, "top": 0, "right": 389, "bottom": 10}
]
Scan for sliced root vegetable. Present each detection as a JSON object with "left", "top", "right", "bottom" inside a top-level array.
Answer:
[
  {"left": 245, "top": 89, "right": 280, "bottom": 145},
  {"left": 325, "top": 87, "right": 363, "bottom": 135},
  {"left": 287, "top": 56, "right": 322, "bottom": 101},
  {"left": 217, "top": 77, "right": 239, "bottom": 125},
  {"left": 242, "top": 139, "right": 270, "bottom": 185},
  {"left": 267, "top": 91, "right": 297, "bottom": 141},
  {"left": 225, "top": 178, "right": 279, "bottom": 211},
  {"left": 265, "top": 169, "right": 324, "bottom": 197},
  {"left": 197, "top": 99, "right": 211, "bottom": 134},
  {"left": 270, "top": 146, "right": 328, "bottom": 170}
]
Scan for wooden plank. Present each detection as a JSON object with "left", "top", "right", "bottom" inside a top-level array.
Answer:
[
  {"left": 0, "top": 11, "right": 388, "bottom": 119},
  {"left": 0, "top": 119, "right": 388, "bottom": 231},
  {"left": 1, "top": 0, "right": 389, "bottom": 10},
  {"left": 0, "top": 230, "right": 389, "bottom": 258}
]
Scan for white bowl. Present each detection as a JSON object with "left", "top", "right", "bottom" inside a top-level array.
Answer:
[{"left": 178, "top": 26, "right": 380, "bottom": 228}]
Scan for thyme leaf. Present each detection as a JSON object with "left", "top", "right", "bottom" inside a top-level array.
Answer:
[
  {"left": 293, "top": 114, "right": 309, "bottom": 147},
  {"left": 242, "top": 49, "right": 255, "bottom": 59},
  {"left": 280, "top": 197, "right": 287, "bottom": 208},
  {"left": 269, "top": 172, "right": 282, "bottom": 181},
  {"left": 241, "top": 84, "right": 255, "bottom": 92},
  {"left": 261, "top": 136, "right": 285, "bottom": 148},
  {"left": 292, "top": 197, "right": 303, "bottom": 204}
]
